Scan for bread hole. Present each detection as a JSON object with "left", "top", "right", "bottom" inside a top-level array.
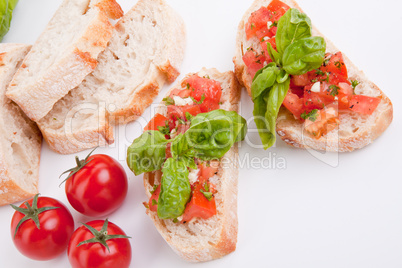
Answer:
[
  {"left": 208, "top": 241, "right": 216, "bottom": 246},
  {"left": 112, "top": 51, "right": 120, "bottom": 60},
  {"left": 141, "top": 15, "right": 145, "bottom": 22},
  {"left": 352, "top": 127, "right": 359, "bottom": 133},
  {"left": 82, "top": 2, "right": 90, "bottom": 15},
  {"left": 152, "top": 20, "right": 157, "bottom": 27}
]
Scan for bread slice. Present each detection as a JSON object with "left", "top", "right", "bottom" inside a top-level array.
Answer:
[
  {"left": 233, "top": 0, "right": 393, "bottom": 152},
  {"left": 0, "top": 44, "right": 42, "bottom": 206},
  {"left": 6, "top": 0, "right": 123, "bottom": 122},
  {"left": 37, "top": 0, "right": 186, "bottom": 154},
  {"left": 143, "top": 68, "right": 241, "bottom": 262}
]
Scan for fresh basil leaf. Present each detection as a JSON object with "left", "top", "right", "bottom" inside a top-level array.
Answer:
[
  {"left": 157, "top": 158, "right": 191, "bottom": 219},
  {"left": 282, "top": 36, "right": 326, "bottom": 75},
  {"left": 276, "top": 69, "right": 289, "bottom": 84},
  {"left": 263, "top": 79, "right": 290, "bottom": 149},
  {"left": 276, "top": 8, "right": 312, "bottom": 56},
  {"left": 267, "top": 42, "right": 281, "bottom": 65},
  {"left": 170, "top": 134, "right": 197, "bottom": 169},
  {"left": 186, "top": 109, "right": 246, "bottom": 160},
  {"left": 0, "top": 0, "right": 18, "bottom": 41},
  {"left": 251, "top": 64, "right": 278, "bottom": 101},
  {"left": 126, "top": 131, "right": 168, "bottom": 176},
  {"left": 253, "top": 93, "right": 269, "bottom": 148}
]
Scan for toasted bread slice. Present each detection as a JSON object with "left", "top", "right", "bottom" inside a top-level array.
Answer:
[
  {"left": 0, "top": 44, "right": 42, "bottom": 206},
  {"left": 233, "top": 0, "right": 393, "bottom": 152},
  {"left": 6, "top": 0, "right": 123, "bottom": 122},
  {"left": 37, "top": 0, "right": 186, "bottom": 154},
  {"left": 143, "top": 68, "right": 241, "bottom": 262}
]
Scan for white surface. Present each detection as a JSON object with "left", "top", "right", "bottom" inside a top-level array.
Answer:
[{"left": 1, "top": 0, "right": 401, "bottom": 267}]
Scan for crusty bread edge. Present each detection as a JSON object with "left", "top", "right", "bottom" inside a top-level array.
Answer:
[
  {"left": 142, "top": 69, "right": 241, "bottom": 262},
  {"left": 233, "top": 0, "right": 393, "bottom": 152}
]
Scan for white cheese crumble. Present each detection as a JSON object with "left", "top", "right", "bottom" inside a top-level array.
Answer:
[
  {"left": 267, "top": 21, "right": 273, "bottom": 28},
  {"left": 173, "top": 96, "right": 194, "bottom": 106},
  {"left": 311, "top": 82, "right": 321, "bottom": 93},
  {"left": 188, "top": 168, "right": 200, "bottom": 185},
  {"left": 170, "top": 128, "right": 178, "bottom": 139}
]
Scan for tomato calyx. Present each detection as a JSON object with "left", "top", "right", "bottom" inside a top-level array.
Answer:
[
  {"left": 77, "top": 219, "right": 131, "bottom": 253},
  {"left": 59, "top": 147, "right": 97, "bottom": 185},
  {"left": 10, "top": 194, "right": 60, "bottom": 238}
]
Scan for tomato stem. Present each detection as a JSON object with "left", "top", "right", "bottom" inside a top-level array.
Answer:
[{"left": 10, "top": 194, "right": 60, "bottom": 238}]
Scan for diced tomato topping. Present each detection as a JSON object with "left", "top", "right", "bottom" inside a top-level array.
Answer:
[
  {"left": 292, "top": 73, "right": 311, "bottom": 87},
  {"left": 267, "top": 0, "right": 290, "bottom": 22},
  {"left": 198, "top": 162, "right": 219, "bottom": 184},
  {"left": 283, "top": 91, "right": 305, "bottom": 119},
  {"left": 167, "top": 104, "right": 202, "bottom": 123},
  {"left": 181, "top": 182, "right": 216, "bottom": 223},
  {"left": 304, "top": 84, "right": 334, "bottom": 110},
  {"left": 149, "top": 184, "right": 161, "bottom": 212},
  {"left": 245, "top": 7, "right": 272, "bottom": 40},
  {"left": 169, "top": 88, "right": 191, "bottom": 98},
  {"left": 320, "top": 52, "right": 348, "bottom": 80},
  {"left": 176, "top": 123, "right": 190, "bottom": 135},
  {"left": 349, "top": 95, "right": 381, "bottom": 115},
  {"left": 337, "top": 82, "right": 354, "bottom": 110},
  {"left": 260, "top": 37, "right": 277, "bottom": 58},
  {"left": 144, "top": 113, "right": 168, "bottom": 131},
  {"left": 256, "top": 27, "right": 273, "bottom": 40},
  {"left": 185, "top": 74, "right": 222, "bottom": 113},
  {"left": 242, "top": 50, "right": 267, "bottom": 79}
]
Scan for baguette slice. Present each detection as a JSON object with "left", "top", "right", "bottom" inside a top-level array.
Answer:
[
  {"left": 233, "top": 0, "right": 393, "bottom": 152},
  {"left": 37, "top": 0, "right": 186, "bottom": 155},
  {"left": 0, "top": 44, "right": 42, "bottom": 206},
  {"left": 143, "top": 68, "right": 241, "bottom": 262},
  {"left": 6, "top": 0, "right": 123, "bottom": 122}
]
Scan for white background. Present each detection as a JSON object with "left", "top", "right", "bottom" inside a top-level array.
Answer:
[{"left": 0, "top": 0, "right": 401, "bottom": 267}]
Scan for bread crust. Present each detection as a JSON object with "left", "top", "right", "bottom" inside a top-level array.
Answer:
[
  {"left": 0, "top": 44, "right": 42, "bottom": 206},
  {"left": 142, "top": 68, "right": 241, "bottom": 262},
  {"left": 6, "top": 0, "right": 123, "bottom": 122},
  {"left": 233, "top": 0, "right": 393, "bottom": 152}
]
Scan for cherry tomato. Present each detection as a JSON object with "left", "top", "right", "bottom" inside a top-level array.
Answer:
[
  {"left": 68, "top": 219, "right": 132, "bottom": 268},
  {"left": 63, "top": 150, "right": 128, "bottom": 217},
  {"left": 10, "top": 194, "right": 74, "bottom": 261}
]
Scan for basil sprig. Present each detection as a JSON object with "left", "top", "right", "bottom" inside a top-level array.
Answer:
[
  {"left": 251, "top": 8, "right": 326, "bottom": 149},
  {"left": 127, "top": 109, "right": 247, "bottom": 219}
]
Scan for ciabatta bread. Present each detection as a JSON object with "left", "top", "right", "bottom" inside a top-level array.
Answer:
[
  {"left": 143, "top": 68, "right": 241, "bottom": 262},
  {"left": 0, "top": 44, "right": 42, "bottom": 206},
  {"left": 233, "top": 0, "right": 393, "bottom": 152},
  {"left": 6, "top": 0, "right": 123, "bottom": 122},
  {"left": 37, "top": 0, "right": 186, "bottom": 155}
]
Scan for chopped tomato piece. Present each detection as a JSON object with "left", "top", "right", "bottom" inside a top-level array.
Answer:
[
  {"left": 176, "top": 123, "right": 190, "bottom": 135},
  {"left": 185, "top": 74, "right": 222, "bottom": 112},
  {"left": 256, "top": 27, "right": 273, "bottom": 40},
  {"left": 304, "top": 84, "right": 334, "bottom": 110},
  {"left": 181, "top": 182, "right": 216, "bottom": 223},
  {"left": 292, "top": 73, "right": 311, "bottom": 87},
  {"left": 337, "top": 82, "right": 354, "bottom": 110},
  {"left": 169, "top": 88, "right": 191, "bottom": 98},
  {"left": 149, "top": 184, "right": 161, "bottom": 212},
  {"left": 167, "top": 104, "right": 202, "bottom": 123},
  {"left": 283, "top": 91, "right": 305, "bottom": 119},
  {"left": 269, "top": 26, "right": 277, "bottom": 36},
  {"left": 198, "top": 162, "right": 219, "bottom": 184},
  {"left": 242, "top": 50, "right": 267, "bottom": 79},
  {"left": 268, "top": 0, "right": 290, "bottom": 22},
  {"left": 245, "top": 7, "right": 272, "bottom": 40},
  {"left": 144, "top": 113, "right": 168, "bottom": 131},
  {"left": 349, "top": 95, "right": 381, "bottom": 115},
  {"left": 321, "top": 52, "right": 348, "bottom": 80},
  {"left": 260, "top": 37, "right": 276, "bottom": 58}
]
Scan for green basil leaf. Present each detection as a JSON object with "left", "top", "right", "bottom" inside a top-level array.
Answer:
[
  {"left": 276, "top": 69, "right": 289, "bottom": 84},
  {"left": 276, "top": 8, "right": 312, "bottom": 56},
  {"left": 251, "top": 64, "right": 278, "bottom": 101},
  {"left": 157, "top": 158, "right": 191, "bottom": 219},
  {"left": 0, "top": 0, "right": 18, "bottom": 41},
  {"left": 282, "top": 36, "right": 326, "bottom": 75},
  {"left": 186, "top": 109, "right": 246, "bottom": 160},
  {"left": 267, "top": 42, "right": 281, "bottom": 65},
  {"left": 171, "top": 134, "right": 197, "bottom": 169},
  {"left": 263, "top": 79, "right": 290, "bottom": 149},
  {"left": 126, "top": 131, "right": 168, "bottom": 176},
  {"left": 253, "top": 93, "right": 269, "bottom": 148}
]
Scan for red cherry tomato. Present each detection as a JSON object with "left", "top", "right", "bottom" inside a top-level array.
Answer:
[
  {"left": 68, "top": 220, "right": 132, "bottom": 268},
  {"left": 10, "top": 194, "right": 74, "bottom": 261},
  {"left": 63, "top": 151, "right": 128, "bottom": 217}
]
